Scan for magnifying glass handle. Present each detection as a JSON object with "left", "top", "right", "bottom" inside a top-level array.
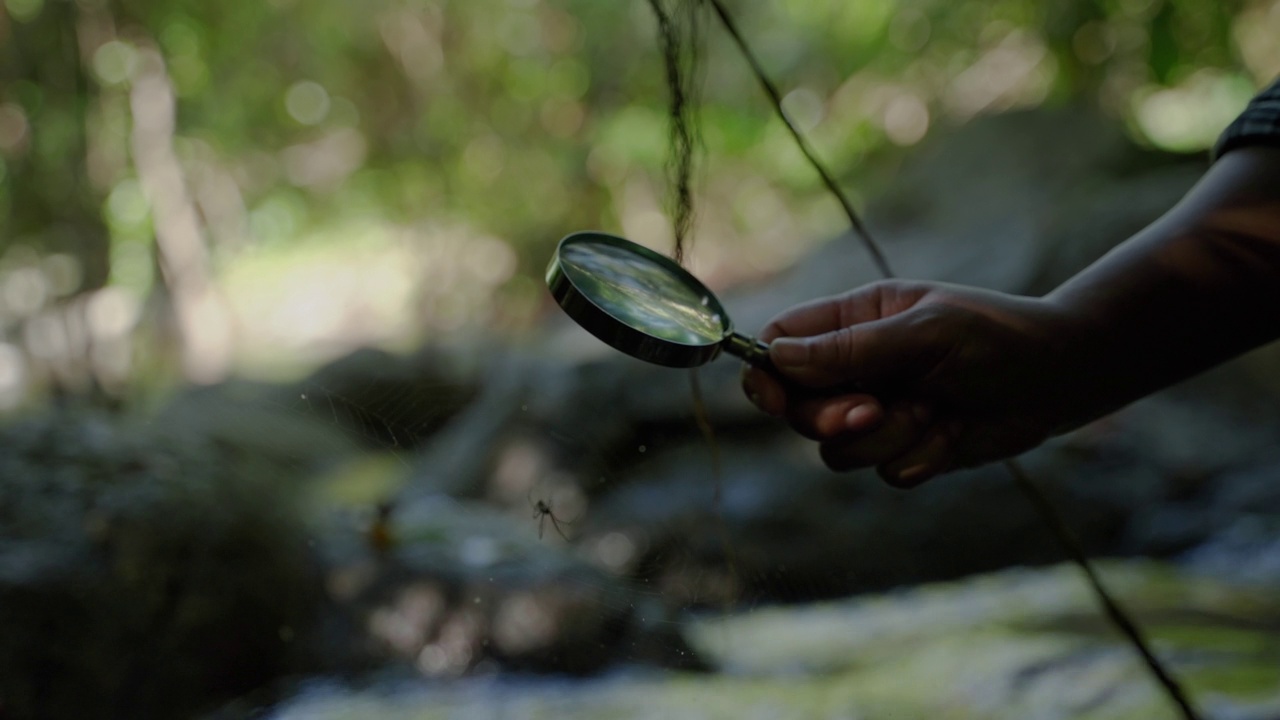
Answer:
[
  {"left": 725, "top": 331, "right": 866, "bottom": 400},
  {"left": 724, "top": 332, "right": 801, "bottom": 389},
  {"left": 723, "top": 332, "right": 773, "bottom": 370}
]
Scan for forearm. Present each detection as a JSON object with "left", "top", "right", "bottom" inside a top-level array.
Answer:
[{"left": 1044, "top": 146, "right": 1280, "bottom": 429}]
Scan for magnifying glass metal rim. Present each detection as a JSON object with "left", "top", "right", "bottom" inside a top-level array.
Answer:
[{"left": 546, "top": 231, "right": 736, "bottom": 368}]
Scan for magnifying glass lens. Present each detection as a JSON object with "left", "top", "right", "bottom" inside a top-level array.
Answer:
[
  {"left": 548, "top": 232, "right": 772, "bottom": 369},
  {"left": 558, "top": 238, "right": 726, "bottom": 345}
]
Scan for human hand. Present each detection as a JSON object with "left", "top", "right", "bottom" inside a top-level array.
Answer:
[{"left": 742, "top": 280, "right": 1080, "bottom": 486}]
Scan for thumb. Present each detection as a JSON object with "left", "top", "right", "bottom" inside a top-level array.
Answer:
[{"left": 768, "top": 314, "right": 942, "bottom": 389}]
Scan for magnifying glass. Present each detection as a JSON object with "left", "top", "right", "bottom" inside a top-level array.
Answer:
[{"left": 545, "top": 231, "right": 775, "bottom": 371}]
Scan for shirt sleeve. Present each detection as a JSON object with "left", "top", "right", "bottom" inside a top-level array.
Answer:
[{"left": 1213, "top": 77, "right": 1280, "bottom": 160}]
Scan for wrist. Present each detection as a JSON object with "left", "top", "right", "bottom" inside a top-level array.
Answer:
[{"left": 1035, "top": 293, "right": 1138, "bottom": 434}]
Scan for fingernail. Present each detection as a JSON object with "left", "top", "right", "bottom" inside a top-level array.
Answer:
[
  {"left": 742, "top": 376, "right": 783, "bottom": 416},
  {"left": 895, "top": 462, "right": 932, "bottom": 485},
  {"left": 844, "top": 403, "right": 880, "bottom": 430},
  {"left": 770, "top": 338, "right": 807, "bottom": 368}
]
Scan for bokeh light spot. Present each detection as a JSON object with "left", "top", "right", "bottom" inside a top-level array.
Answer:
[
  {"left": 285, "top": 81, "right": 331, "bottom": 126},
  {"left": 1073, "top": 21, "right": 1115, "bottom": 65},
  {"left": 781, "top": 87, "right": 825, "bottom": 134},
  {"left": 0, "top": 104, "right": 30, "bottom": 155},
  {"left": 40, "top": 254, "right": 81, "bottom": 297},
  {"left": 108, "top": 241, "right": 152, "bottom": 293},
  {"left": 106, "top": 179, "right": 150, "bottom": 230},
  {"left": 596, "top": 531, "right": 636, "bottom": 571},
  {"left": 548, "top": 58, "right": 590, "bottom": 99},
  {"left": 0, "top": 343, "right": 26, "bottom": 411},
  {"left": 160, "top": 21, "right": 201, "bottom": 59},
  {"left": 2, "top": 267, "right": 48, "bottom": 318},
  {"left": 1133, "top": 71, "right": 1255, "bottom": 152},
  {"left": 541, "top": 98, "right": 584, "bottom": 138},
  {"left": 461, "top": 135, "right": 506, "bottom": 186},
  {"left": 86, "top": 287, "right": 141, "bottom": 340},
  {"left": 92, "top": 41, "right": 140, "bottom": 87},
  {"left": 493, "top": 593, "right": 555, "bottom": 655},
  {"left": 883, "top": 93, "right": 930, "bottom": 146},
  {"left": 4, "top": 0, "right": 42, "bottom": 23}
]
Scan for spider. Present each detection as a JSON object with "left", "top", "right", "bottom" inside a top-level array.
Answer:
[
  {"left": 366, "top": 500, "right": 396, "bottom": 556},
  {"left": 529, "top": 491, "right": 577, "bottom": 541}
]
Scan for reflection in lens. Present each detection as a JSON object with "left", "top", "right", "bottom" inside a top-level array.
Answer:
[{"left": 559, "top": 240, "right": 726, "bottom": 345}]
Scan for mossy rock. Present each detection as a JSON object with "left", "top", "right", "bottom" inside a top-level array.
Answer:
[
  {"left": 0, "top": 410, "right": 326, "bottom": 720},
  {"left": 267, "top": 561, "right": 1280, "bottom": 720}
]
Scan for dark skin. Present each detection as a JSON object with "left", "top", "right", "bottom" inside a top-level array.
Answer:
[{"left": 742, "top": 146, "right": 1280, "bottom": 487}]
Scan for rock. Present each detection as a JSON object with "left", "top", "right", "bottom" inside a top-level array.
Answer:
[
  {"left": 0, "top": 410, "right": 325, "bottom": 720},
  {"left": 262, "top": 561, "right": 1280, "bottom": 720},
  {"left": 399, "top": 349, "right": 770, "bottom": 502},
  {"left": 559, "top": 381, "right": 1280, "bottom": 603},
  {"left": 1182, "top": 514, "right": 1280, "bottom": 587},
  {"left": 314, "top": 491, "right": 707, "bottom": 678},
  {"left": 285, "top": 345, "right": 482, "bottom": 452},
  {"left": 154, "top": 378, "right": 362, "bottom": 473},
  {"left": 383, "top": 330, "right": 1278, "bottom": 610},
  {"left": 687, "top": 561, "right": 1280, "bottom": 720}
]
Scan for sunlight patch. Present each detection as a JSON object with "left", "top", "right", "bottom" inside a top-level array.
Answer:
[{"left": 1132, "top": 70, "right": 1256, "bottom": 153}]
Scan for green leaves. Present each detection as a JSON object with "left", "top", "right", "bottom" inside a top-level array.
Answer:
[{"left": 0, "top": 0, "right": 1258, "bottom": 389}]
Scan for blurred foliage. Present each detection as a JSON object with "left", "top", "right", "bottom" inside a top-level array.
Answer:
[{"left": 0, "top": 0, "right": 1276, "bottom": 408}]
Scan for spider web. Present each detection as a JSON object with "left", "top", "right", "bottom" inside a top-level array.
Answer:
[
  {"left": 211, "top": 344, "right": 848, "bottom": 709},
  {"left": 224, "top": 330, "right": 1280, "bottom": 720}
]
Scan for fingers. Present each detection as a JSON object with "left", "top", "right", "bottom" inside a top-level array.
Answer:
[
  {"left": 752, "top": 286, "right": 952, "bottom": 391},
  {"left": 742, "top": 366, "right": 884, "bottom": 439},
  {"left": 788, "top": 394, "right": 884, "bottom": 440},
  {"left": 819, "top": 403, "right": 957, "bottom": 487},
  {"left": 768, "top": 311, "right": 948, "bottom": 389},
  {"left": 877, "top": 426, "right": 955, "bottom": 488},
  {"left": 758, "top": 281, "right": 927, "bottom": 344},
  {"left": 758, "top": 294, "right": 856, "bottom": 345},
  {"left": 818, "top": 402, "right": 928, "bottom": 471},
  {"left": 743, "top": 280, "right": 966, "bottom": 486},
  {"left": 746, "top": 281, "right": 947, "bottom": 392},
  {"left": 743, "top": 363, "right": 957, "bottom": 486},
  {"left": 741, "top": 366, "right": 786, "bottom": 416}
]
